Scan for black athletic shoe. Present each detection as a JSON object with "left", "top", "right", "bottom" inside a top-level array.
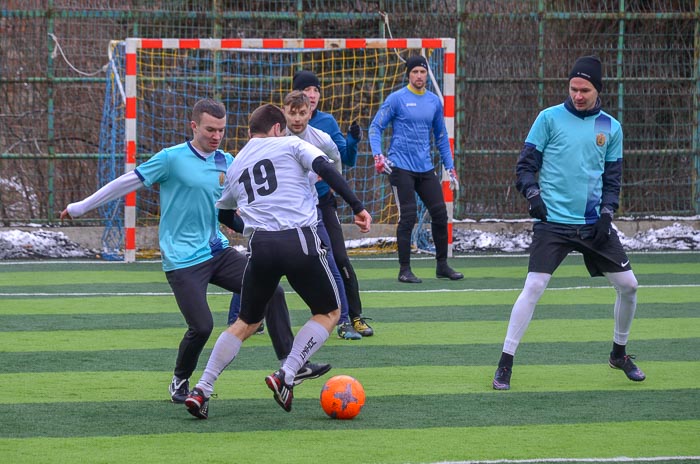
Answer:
[
  {"left": 398, "top": 269, "right": 422, "bottom": 283},
  {"left": 265, "top": 369, "right": 294, "bottom": 412},
  {"left": 169, "top": 377, "right": 190, "bottom": 403},
  {"left": 436, "top": 264, "right": 464, "bottom": 280},
  {"left": 293, "top": 362, "right": 332, "bottom": 386},
  {"left": 609, "top": 354, "right": 646, "bottom": 381},
  {"left": 255, "top": 322, "right": 265, "bottom": 335},
  {"left": 185, "top": 387, "right": 209, "bottom": 419},
  {"left": 493, "top": 366, "right": 512, "bottom": 390}
]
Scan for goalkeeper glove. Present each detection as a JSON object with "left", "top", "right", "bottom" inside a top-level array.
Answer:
[
  {"left": 448, "top": 167, "right": 459, "bottom": 191},
  {"left": 374, "top": 154, "right": 392, "bottom": 175}
]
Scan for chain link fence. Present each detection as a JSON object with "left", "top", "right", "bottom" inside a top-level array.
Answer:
[{"left": 1, "top": 0, "right": 698, "bottom": 226}]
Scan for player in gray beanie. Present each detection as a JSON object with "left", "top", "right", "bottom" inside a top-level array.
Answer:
[{"left": 568, "top": 55, "right": 602, "bottom": 92}]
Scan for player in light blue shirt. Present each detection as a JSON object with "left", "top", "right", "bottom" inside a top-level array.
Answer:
[
  {"left": 61, "top": 99, "right": 329, "bottom": 404},
  {"left": 522, "top": 102, "right": 622, "bottom": 225},
  {"left": 134, "top": 141, "right": 231, "bottom": 271},
  {"left": 493, "top": 56, "right": 645, "bottom": 391}
]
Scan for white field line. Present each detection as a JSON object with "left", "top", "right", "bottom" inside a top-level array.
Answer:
[
  {"left": 1, "top": 250, "right": 699, "bottom": 266},
  {"left": 1, "top": 284, "right": 699, "bottom": 297},
  {"left": 433, "top": 456, "right": 700, "bottom": 464}
]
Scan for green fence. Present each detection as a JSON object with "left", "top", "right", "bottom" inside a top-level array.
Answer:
[{"left": 1, "top": 0, "right": 698, "bottom": 226}]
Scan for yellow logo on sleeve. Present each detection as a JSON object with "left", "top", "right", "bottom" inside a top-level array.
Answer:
[{"left": 596, "top": 133, "right": 606, "bottom": 146}]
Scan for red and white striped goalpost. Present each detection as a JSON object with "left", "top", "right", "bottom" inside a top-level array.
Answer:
[{"left": 123, "top": 37, "right": 456, "bottom": 262}]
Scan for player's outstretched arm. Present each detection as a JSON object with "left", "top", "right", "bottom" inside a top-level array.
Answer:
[{"left": 61, "top": 171, "right": 144, "bottom": 220}]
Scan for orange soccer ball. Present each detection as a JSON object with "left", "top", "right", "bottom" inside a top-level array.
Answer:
[{"left": 319, "top": 375, "right": 365, "bottom": 420}]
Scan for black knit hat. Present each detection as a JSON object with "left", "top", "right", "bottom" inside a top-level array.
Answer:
[
  {"left": 569, "top": 56, "right": 602, "bottom": 92},
  {"left": 292, "top": 70, "right": 320, "bottom": 91},
  {"left": 405, "top": 55, "right": 429, "bottom": 77}
]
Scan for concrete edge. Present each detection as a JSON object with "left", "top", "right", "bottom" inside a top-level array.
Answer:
[{"left": 3, "top": 218, "right": 698, "bottom": 252}]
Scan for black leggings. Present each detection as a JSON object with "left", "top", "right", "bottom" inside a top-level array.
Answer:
[
  {"left": 389, "top": 167, "right": 448, "bottom": 268},
  {"left": 317, "top": 192, "right": 363, "bottom": 319},
  {"left": 166, "top": 248, "right": 292, "bottom": 379}
]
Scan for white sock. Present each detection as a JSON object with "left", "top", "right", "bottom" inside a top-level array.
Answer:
[
  {"left": 196, "top": 331, "right": 242, "bottom": 397},
  {"left": 281, "top": 319, "right": 329, "bottom": 385},
  {"left": 502, "top": 272, "right": 550, "bottom": 355},
  {"left": 606, "top": 270, "right": 638, "bottom": 345}
]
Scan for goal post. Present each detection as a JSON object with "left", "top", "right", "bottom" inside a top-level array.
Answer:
[{"left": 100, "top": 37, "right": 456, "bottom": 262}]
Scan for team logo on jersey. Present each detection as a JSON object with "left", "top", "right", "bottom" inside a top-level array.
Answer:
[
  {"left": 219, "top": 172, "right": 225, "bottom": 186},
  {"left": 596, "top": 133, "right": 606, "bottom": 146}
]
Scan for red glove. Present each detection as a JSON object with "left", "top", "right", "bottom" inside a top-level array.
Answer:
[
  {"left": 448, "top": 167, "right": 459, "bottom": 191},
  {"left": 374, "top": 154, "right": 392, "bottom": 175}
]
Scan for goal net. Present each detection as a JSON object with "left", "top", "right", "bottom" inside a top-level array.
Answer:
[{"left": 98, "top": 38, "right": 456, "bottom": 262}]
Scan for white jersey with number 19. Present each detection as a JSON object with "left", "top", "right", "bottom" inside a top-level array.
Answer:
[{"left": 216, "top": 136, "right": 328, "bottom": 235}]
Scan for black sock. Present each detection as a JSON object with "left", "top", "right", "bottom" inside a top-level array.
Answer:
[
  {"left": 612, "top": 342, "right": 626, "bottom": 359},
  {"left": 498, "top": 352, "right": 514, "bottom": 369}
]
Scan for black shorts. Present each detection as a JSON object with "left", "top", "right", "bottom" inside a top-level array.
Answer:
[
  {"left": 528, "top": 221, "right": 632, "bottom": 277},
  {"left": 238, "top": 226, "right": 340, "bottom": 323}
]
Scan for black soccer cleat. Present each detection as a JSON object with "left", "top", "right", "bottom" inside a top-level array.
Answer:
[
  {"left": 436, "top": 264, "right": 464, "bottom": 280},
  {"left": 266, "top": 369, "right": 294, "bottom": 412},
  {"left": 169, "top": 377, "right": 190, "bottom": 403},
  {"left": 293, "top": 361, "right": 332, "bottom": 386},
  {"left": 493, "top": 366, "right": 512, "bottom": 390},
  {"left": 185, "top": 387, "right": 210, "bottom": 419},
  {"left": 398, "top": 269, "right": 422, "bottom": 283},
  {"left": 609, "top": 354, "right": 646, "bottom": 381}
]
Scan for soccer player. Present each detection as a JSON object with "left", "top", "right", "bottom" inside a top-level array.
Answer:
[
  {"left": 292, "top": 70, "right": 374, "bottom": 337},
  {"left": 283, "top": 89, "right": 363, "bottom": 339},
  {"left": 225, "top": 90, "right": 361, "bottom": 340},
  {"left": 368, "top": 55, "right": 463, "bottom": 284},
  {"left": 59, "top": 98, "right": 330, "bottom": 404},
  {"left": 492, "top": 56, "right": 645, "bottom": 390},
  {"left": 185, "top": 104, "right": 371, "bottom": 418}
]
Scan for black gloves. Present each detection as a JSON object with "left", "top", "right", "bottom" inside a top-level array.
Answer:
[
  {"left": 348, "top": 121, "right": 362, "bottom": 141},
  {"left": 591, "top": 212, "right": 613, "bottom": 247},
  {"left": 526, "top": 188, "right": 547, "bottom": 221}
]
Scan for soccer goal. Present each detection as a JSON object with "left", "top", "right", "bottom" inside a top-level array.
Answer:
[{"left": 98, "top": 37, "right": 456, "bottom": 262}]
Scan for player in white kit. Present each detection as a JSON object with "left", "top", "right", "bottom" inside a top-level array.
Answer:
[{"left": 185, "top": 104, "right": 372, "bottom": 418}]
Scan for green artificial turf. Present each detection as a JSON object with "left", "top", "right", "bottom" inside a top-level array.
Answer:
[{"left": 1, "top": 253, "right": 699, "bottom": 464}]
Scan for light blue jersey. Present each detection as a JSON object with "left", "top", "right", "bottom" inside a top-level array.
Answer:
[
  {"left": 526, "top": 102, "right": 622, "bottom": 224},
  {"left": 135, "top": 141, "right": 234, "bottom": 271},
  {"left": 369, "top": 85, "right": 453, "bottom": 173}
]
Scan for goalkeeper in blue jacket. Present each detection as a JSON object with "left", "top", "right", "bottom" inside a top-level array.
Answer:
[{"left": 369, "top": 55, "right": 463, "bottom": 284}]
